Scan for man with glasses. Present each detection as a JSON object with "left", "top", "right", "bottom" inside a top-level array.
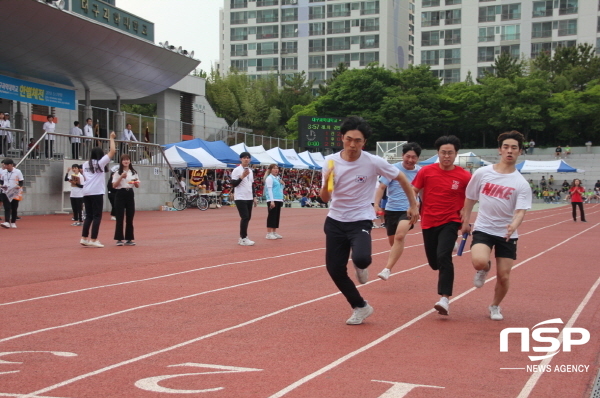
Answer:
[
  {"left": 412, "top": 135, "right": 471, "bottom": 316},
  {"left": 320, "top": 116, "right": 418, "bottom": 325}
]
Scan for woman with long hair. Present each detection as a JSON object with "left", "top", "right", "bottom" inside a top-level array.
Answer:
[
  {"left": 80, "top": 131, "right": 116, "bottom": 247},
  {"left": 568, "top": 178, "right": 587, "bottom": 222},
  {"left": 264, "top": 164, "right": 284, "bottom": 239},
  {"left": 112, "top": 154, "right": 140, "bottom": 246}
]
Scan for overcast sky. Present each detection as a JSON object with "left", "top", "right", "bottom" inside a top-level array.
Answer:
[{"left": 117, "top": 0, "right": 222, "bottom": 71}]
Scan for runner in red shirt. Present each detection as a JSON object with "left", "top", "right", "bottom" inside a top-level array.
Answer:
[
  {"left": 412, "top": 135, "right": 471, "bottom": 316},
  {"left": 568, "top": 179, "right": 587, "bottom": 222}
]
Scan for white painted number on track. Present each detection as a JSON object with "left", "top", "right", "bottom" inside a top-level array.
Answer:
[
  {"left": 372, "top": 380, "right": 444, "bottom": 397},
  {"left": 135, "top": 363, "right": 262, "bottom": 394}
]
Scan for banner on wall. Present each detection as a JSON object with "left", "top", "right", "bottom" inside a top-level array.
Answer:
[{"left": 0, "top": 74, "right": 76, "bottom": 110}]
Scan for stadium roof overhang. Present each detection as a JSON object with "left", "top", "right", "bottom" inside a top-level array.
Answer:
[{"left": 1, "top": 0, "right": 200, "bottom": 101}]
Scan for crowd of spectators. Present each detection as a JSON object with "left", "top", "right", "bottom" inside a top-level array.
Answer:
[{"left": 528, "top": 177, "right": 600, "bottom": 203}]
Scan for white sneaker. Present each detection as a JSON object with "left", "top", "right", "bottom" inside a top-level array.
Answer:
[
  {"left": 489, "top": 305, "right": 503, "bottom": 321},
  {"left": 110, "top": 216, "right": 116, "bottom": 221},
  {"left": 239, "top": 237, "right": 255, "bottom": 246},
  {"left": 10, "top": 223, "right": 16, "bottom": 229},
  {"left": 378, "top": 268, "right": 391, "bottom": 281},
  {"left": 87, "top": 240, "right": 104, "bottom": 248},
  {"left": 434, "top": 297, "right": 449, "bottom": 316},
  {"left": 266, "top": 233, "right": 277, "bottom": 240},
  {"left": 274, "top": 233, "right": 283, "bottom": 239},
  {"left": 474, "top": 261, "right": 491, "bottom": 288},
  {"left": 80, "top": 238, "right": 89, "bottom": 246},
  {"left": 0, "top": 222, "right": 10, "bottom": 229},
  {"left": 354, "top": 264, "right": 369, "bottom": 284},
  {"left": 346, "top": 302, "right": 374, "bottom": 325}
]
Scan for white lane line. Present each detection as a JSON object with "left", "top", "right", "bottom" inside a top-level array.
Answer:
[
  {"left": 2, "top": 213, "right": 587, "bottom": 343},
  {"left": 516, "top": 274, "right": 600, "bottom": 398},
  {"left": 0, "top": 204, "right": 577, "bottom": 307},
  {"left": 20, "top": 224, "right": 598, "bottom": 398},
  {"left": 266, "top": 223, "right": 600, "bottom": 398}
]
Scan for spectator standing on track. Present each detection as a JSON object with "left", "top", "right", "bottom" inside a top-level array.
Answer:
[
  {"left": 231, "top": 152, "right": 257, "bottom": 246},
  {"left": 319, "top": 116, "right": 418, "bottom": 325},
  {"left": 264, "top": 164, "right": 284, "bottom": 240},
  {"left": 412, "top": 135, "right": 471, "bottom": 316},
  {"left": 0, "top": 159, "right": 23, "bottom": 229},
  {"left": 567, "top": 179, "right": 587, "bottom": 222},
  {"left": 112, "top": 154, "right": 139, "bottom": 246},
  {"left": 461, "top": 131, "right": 532, "bottom": 321},
  {"left": 70, "top": 121, "right": 82, "bottom": 160},
  {"left": 80, "top": 131, "right": 116, "bottom": 248},
  {"left": 373, "top": 142, "right": 422, "bottom": 281},
  {"left": 43, "top": 115, "right": 56, "bottom": 159},
  {"left": 65, "top": 164, "right": 85, "bottom": 226},
  {"left": 107, "top": 166, "right": 118, "bottom": 221}
]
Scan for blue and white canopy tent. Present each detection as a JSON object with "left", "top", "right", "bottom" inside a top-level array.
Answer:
[
  {"left": 298, "top": 151, "right": 322, "bottom": 170},
  {"left": 280, "top": 148, "right": 315, "bottom": 170},
  {"left": 516, "top": 160, "right": 585, "bottom": 173},
  {"left": 161, "top": 146, "right": 226, "bottom": 168},
  {"left": 266, "top": 147, "right": 294, "bottom": 169}
]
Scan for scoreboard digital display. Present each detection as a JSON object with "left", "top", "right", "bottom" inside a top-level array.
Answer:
[{"left": 298, "top": 116, "right": 344, "bottom": 150}]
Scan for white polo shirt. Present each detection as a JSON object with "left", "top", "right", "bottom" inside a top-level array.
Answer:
[{"left": 43, "top": 121, "right": 56, "bottom": 140}]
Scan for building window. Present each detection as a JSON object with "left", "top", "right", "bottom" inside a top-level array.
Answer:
[
  {"left": 501, "top": 44, "right": 520, "bottom": 58},
  {"left": 478, "top": 26, "right": 495, "bottom": 42},
  {"left": 231, "top": 59, "right": 248, "bottom": 71},
  {"left": 230, "top": 27, "right": 248, "bottom": 41},
  {"left": 477, "top": 46, "right": 495, "bottom": 62},
  {"left": 360, "top": 52, "right": 379, "bottom": 66},
  {"left": 282, "top": 24, "right": 298, "bottom": 38},
  {"left": 531, "top": 42, "right": 551, "bottom": 58},
  {"left": 532, "top": 1, "right": 553, "bottom": 17},
  {"left": 256, "top": 58, "right": 278, "bottom": 71},
  {"left": 552, "top": 40, "right": 577, "bottom": 50},
  {"left": 445, "top": 9, "right": 461, "bottom": 25},
  {"left": 327, "top": 53, "right": 351, "bottom": 68},
  {"left": 230, "top": 44, "right": 248, "bottom": 56},
  {"left": 558, "top": 19, "right": 577, "bottom": 36},
  {"left": 442, "top": 68, "right": 460, "bottom": 84},
  {"left": 256, "top": 25, "right": 278, "bottom": 39},
  {"left": 327, "top": 20, "right": 351, "bottom": 34},
  {"left": 309, "top": 71, "right": 325, "bottom": 85},
  {"left": 281, "top": 0, "right": 298, "bottom": 4},
  {"left": 478, "top": 6, "right": 496, "bottom": 23},
  {"left": 309, "top": 55, "right": 325, "bottom": 69},
  {"left": 422, "top": 0, "right": 440, "bottom": 7},
  {"left": 281, "top": 57, "right": 298, "bottom": 70},
  {"left": 597, "top": 38, "right": 600, "bottom": 54},
  {"left": 477, "top": 66, "right": 494, "bottom": 78},
  {"left": 281, "top": 41, "right": 298, "bottom": 54},
  {"left": 281, "top": 8, "right": 298, "bottom": 22},
  {"left": 257, "top": 42, "right": 278, "bottom": 55},
  {"left": 532, "top": 22, "right": 552, "bottom": 38},
  {"left": 327, "top": 37, "right": 351, "bottom": 51},
  {"left": 444, "top": 48, "right": 460, "bottom": 65},
  {"left": 422, "top": 11, "right": 440, "bottom": 27},
  {"left": 230, "top": 11, "right": 248, "bottom": 25},
  {"left": 361, "top": 1, "right": 379, "bottom": 15},
  {"left": 360, "top": 34, "right": 379, "bottom": 49},
  {"left": 309, "top": 22, "right": 325, "bottom": 36},
  {"left": 501, "top": 24, "right": 520, "bottom": 41},
  {"left": 422, "top": 31, "right": 440, "bottom": 46},
  {"left": 257, "top": 9, "right": 278, "bottom": 23},
  {"left": 558, "top": 0, "right": 578, "bottom": 15},
  {"left": 501, "top": 4, "right": 521, "bottom": 21},
  {"left": 327, "top": 3, "right": 351, "bottom": 17},
  {"left": 445, "top": 0, "right": 461, "bottom": 4},
  {"left": 231, "top": 0, "right": 248, "bottom": 9},
  {"left": 256, "top": 0, "right": 278, "bottom": 6},
  {"left": 360, "top": 18, "right": 379, "bottom": 32},
  {"left": 445, "top": 29, "right": 461, "bottom": 45},
  {"left": 309, "top": 39, "right": 325, "bottom": 52},
  {"left": 309, "top": 6, "right": 325, "bottom": 19},
  {"left": 421, "top": 50, "right": 440, "bottom": 65}
]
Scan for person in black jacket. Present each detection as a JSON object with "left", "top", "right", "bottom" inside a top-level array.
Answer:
[{"left": 107, "top": 167, "right": 117, "bottom": 221}]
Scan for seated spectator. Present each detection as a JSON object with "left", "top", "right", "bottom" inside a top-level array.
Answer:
[{"left": 299, "top": 195, "right": 313, "bottom": 208}]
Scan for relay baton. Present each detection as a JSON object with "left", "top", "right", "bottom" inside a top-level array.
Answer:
[
  {"left": 457, "top": 225, "right": 470, "bottom": 256},
  {"left": 327, "top": 159, "right": 334, "bottom": 191}
]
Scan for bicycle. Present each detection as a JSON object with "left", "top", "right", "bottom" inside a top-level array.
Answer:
[{"left": 172, "top": 191, "right": 209, "bottom": 211}]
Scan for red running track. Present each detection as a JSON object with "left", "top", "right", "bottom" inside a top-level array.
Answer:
[{"left": 0, "top": 204, "right": 598, "bottom": 397}]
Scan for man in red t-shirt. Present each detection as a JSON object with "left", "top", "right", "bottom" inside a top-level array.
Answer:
[{"left": 412, "top": 135, "right": 471, "bottom": 316}]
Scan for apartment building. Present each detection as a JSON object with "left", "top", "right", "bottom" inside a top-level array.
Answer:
[
  {"left": 219, "top": 0, "right": 413, "bottom": 90},
  {"left": 414, "top": 0, "right": 600, "bottom": 84}
]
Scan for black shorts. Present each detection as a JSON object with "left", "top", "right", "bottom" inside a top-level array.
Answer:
[
  {"left": 384, "top": 210, "right": 414, "bottom": 236},
  {"left": 471, "top": 230, "right": 518, "bottom": 260}
]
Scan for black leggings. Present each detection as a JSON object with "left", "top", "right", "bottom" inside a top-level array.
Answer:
[
  {"left": 572, "top": 202, "right": 586, "bottom": 221},
  {"left": 70, "top": 197, "right": 83, "bottom": 222},
  {"left": 266, "top": 201, "right": 283, "bottom": 228},
  {"left": 82, "top": 194, "right": 104, "bottom": 240},
  {"left": 45, "top": 140, "right": 54, "bottom": 158},
  {"left": 324, "top": 217, "right": 373, "bottom": 309},
  {"left": 1, "top": 194, "right": 19, "bottom": 223},
  {"left": 422, "top": 222, "right": 461, "bottom": 297},
  {"left": 114, "top": 189, "right": 135, "bottom": 241},
  {"left": 71, "top": 142, "right": 80, "bottom": 160},
  {"left": 235, "top": 200, "right": 254, "bottom": 239}
]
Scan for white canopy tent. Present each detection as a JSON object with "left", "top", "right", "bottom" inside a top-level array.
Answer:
[
  {"left": 309, "top": 152, "right": 326, "bottom": 168},
  {"left": 298, "top": 151, "right": 322, "bottom": 170},
  {"left": 177, "top": 147, "right": 227, "bottom": 168},
  {"left": 280, "top": 148, "right": 312, "bottom": 169}
]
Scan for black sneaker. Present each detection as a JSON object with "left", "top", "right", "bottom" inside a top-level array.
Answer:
[
  {"left": 116, "top": 240, "right": 124, "bottom": 246},
  {"left": 124, "top": 240, "right": 136, "bottom": 246}
]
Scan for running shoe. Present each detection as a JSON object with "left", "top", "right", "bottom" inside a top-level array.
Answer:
[
  {"left": 124, "top": 241, "right": 136, "bottom": 246},
  {"left": 346, "top": 302, "right": 374, "bottom": 325},
  {"left": 0, "top": 222, "right": 10, "bottom": 229},
  {"left": 354, "top": 264, "right": 369, "bottom": 284},
  {"left": 274, "top": 233, "right": 283, "bottom": 239},
  {"left": 116, "top": 240, "right": 124, "bottom": 246},
  {"left": 87, "top": 241, "right": 104, "bottom": 248},
  {"left": 80, "top": 238, "right": 89, "bottom": 246},
  {"left": 239, "top": 237, "right": 255, "bottom": 246},
  {"left": 266, "top": 233, "right": 277, "bottom": 240},
  {"left": 474, "top": 261, "right": 491, "bottom": 288},
  {"left": 489, "top": 305, "right": 503, "bottom": 321},
  {"left": 378, "top": 268, "right": 391, "bottom": 281},
  {"left": 10, "top": 223, "right": 16, "bottom": 229},
  {"left": 434, "top": 297, "right": 449, "bottom": 316}
]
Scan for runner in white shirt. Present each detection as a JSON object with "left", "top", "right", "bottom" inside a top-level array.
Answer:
[
  {"left": 80, "top": 131, "right": 116, "bottom": 248},
  {"left": 42, "top": 115, "right": 56, "bottom": 159},
  {"left": 320, "top": 116, "right": 418, "bottom": 325},
  {"left": 461, "top": 131, "right": 532, "bottom": 321},
  {"left": 70, "top": 121, "right": 83, "bottom": 160},
  {"left": 0, "top": 159, "right": 24, "bottom": 229}
]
